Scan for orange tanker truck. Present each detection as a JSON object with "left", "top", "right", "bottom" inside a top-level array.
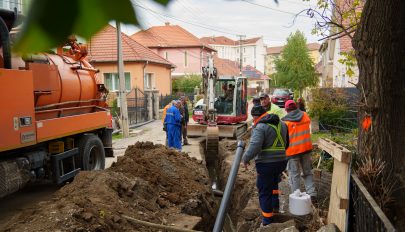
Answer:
[{"left": 0, "top": 10, "right": 113, "bottom": 197}]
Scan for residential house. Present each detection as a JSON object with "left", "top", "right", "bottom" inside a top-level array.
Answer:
[
  {"left": 242, "top": 65, "right": 270, "bottom": 96},
  {"left": 213, "top": 55, "right": 240, "bottom": 77},
  {"left": 131, "top": 22, "right": 216, "bottom": 77},
  {"left": 319, "top": 36, "right": 358, "bottom": 88},
  {"left": 200, "top": 36, "right": 267, "bottom": 74},
  {"left": 264, "top": 43, "right": 321, "bottom": 76},
  {"left": 318, "top": 0, "right": 361, "bottom": 88},
  {"left": 264, "top": 46, "right": 283, "bottom": 76},
  {"left": 87, "top": 25, "right": 174, "bottom": 98}
]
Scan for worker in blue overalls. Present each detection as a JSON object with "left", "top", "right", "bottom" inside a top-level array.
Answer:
[{"left": 164, "top": 100, "right": 182, "bottom": 150}]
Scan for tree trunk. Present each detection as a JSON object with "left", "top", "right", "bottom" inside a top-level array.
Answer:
[{"left": 353, "top": 0, "right": 405, "bottom": 229}]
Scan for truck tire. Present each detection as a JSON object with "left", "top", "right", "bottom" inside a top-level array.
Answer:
[{"left": 78, "top": 134, "right": 105, "bottom": 171}]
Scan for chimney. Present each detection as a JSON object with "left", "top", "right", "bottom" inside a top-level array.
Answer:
[{"left": 165, "top": 22, "right": 170, "bottom": 26}]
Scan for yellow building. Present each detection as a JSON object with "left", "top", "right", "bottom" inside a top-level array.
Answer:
[{"left": 265, "top": 43, "right": 321, "bottom": 76}]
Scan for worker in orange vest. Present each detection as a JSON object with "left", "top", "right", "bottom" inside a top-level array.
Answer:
[{"left": 281, "top": 100, "right": 316, "bottom": 199}]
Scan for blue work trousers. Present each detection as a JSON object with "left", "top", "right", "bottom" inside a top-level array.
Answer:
[
  {"left": 256, "top": 160, "right": 287, "bottom": 225},
  {"left": 167, "top": 124, "right": 182, "bottom": 150}
]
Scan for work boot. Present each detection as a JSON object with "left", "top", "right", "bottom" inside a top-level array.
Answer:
[{"left": 183, "top": 141, "right": 190, "bottom": 145}]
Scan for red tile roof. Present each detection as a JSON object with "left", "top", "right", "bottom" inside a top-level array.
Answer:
[
  {"left": 200, "top": 36, "right": 261, "bottom": 46},
  {"left": 242, "top": 37, "right": 261, "bottom": 44},
  {"left": 87, "top": 25, "right": 173, "bottom": 67},
  {"left": 307, "top": 42, "right": 321, "bottom": 51},
  {"left": 213, "top": 55, "right": 240, "bottom": 76},
  {"left": 242, "top": 65, "right": 270, "bottom": 80},
  {"left": 200, "top": 36, "right": 236, "bottom": 46},
  {"left": 266, "top": 46, "right": 283, "bottom": 54},
  {"left": 131, "top": 23, "right": 215, "bottom": 51}
]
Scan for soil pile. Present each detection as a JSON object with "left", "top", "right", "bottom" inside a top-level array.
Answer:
[{"left": 3, "top": 142, "right": 214, "bottom": 232}]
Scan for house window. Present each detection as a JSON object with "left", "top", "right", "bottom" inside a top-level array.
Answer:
[
  {"left": 237, "top": 48, "right": 239, "bottom": 54},
  {"left": 243, "top": 48, "right": 246, "bottom": 53},
  {"left": 243, "top": 57, "right": 246, "bottom": 63},
  {"left": 144, "top": 73, "right": 155, "bottom": 89},
  {"left": 184, "top": 51, "right": 188, "bottom": 67},
  {"left": 104, "top": 72, "right": 131, "bottom": 91},
  {"left": 165, "top": 51, "right": 168, "bottom": 59}
]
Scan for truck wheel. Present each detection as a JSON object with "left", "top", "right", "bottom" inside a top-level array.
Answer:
[{"left": 78, "top": 134, "right": 105, "bottom": 170}]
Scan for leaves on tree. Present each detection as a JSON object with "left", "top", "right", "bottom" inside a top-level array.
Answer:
[{"left": 13, "top": 0, "right": 170, "bottom": 53}]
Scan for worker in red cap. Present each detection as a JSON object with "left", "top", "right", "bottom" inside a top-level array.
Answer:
[
  {"left": 242, "top": 105, "right": 289, "bottom": 226},
  {"left": 281, "top": 100, "right": 316, "bottom": 200}
]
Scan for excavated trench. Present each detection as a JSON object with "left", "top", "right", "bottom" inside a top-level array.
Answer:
[{"left": 202, "top": 132, "right": 298, "bottom": 232}]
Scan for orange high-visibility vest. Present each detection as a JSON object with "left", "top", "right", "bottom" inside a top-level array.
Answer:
[
  {"left": 162, "top": 104, "right": 171, "bottom": 123},
  {"left": 285, "top": 112, "right": 312, "bottom": 156}
]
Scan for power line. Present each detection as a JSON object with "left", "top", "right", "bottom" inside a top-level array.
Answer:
[
  {"left": 133, "top": 2, "right": 245, "bottom": 36},
  {"left": 240, "top": 0, "right": 311, "bottom": 18}
]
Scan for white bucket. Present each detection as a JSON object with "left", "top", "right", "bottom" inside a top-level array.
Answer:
[{"left": 289, "top": 189, "right": 312, "bottom": 215}]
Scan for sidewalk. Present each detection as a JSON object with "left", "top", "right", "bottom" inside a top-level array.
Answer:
[{"left": 106, "top": 120, "right": 204, "bottom": 168}]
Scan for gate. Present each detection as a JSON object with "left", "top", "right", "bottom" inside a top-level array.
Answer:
[{"left": 126, "top": 88, "right": 148, "bottom": 125}]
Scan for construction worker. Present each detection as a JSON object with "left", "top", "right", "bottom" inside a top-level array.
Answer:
[
  {"left": 162, "top": 101, "right": 175, "bottom": 145},
  {"left": 164, "top": 100, "right": 182, "bottom": 150},
  {"left": 242, "top": 105, "right": 289, "bottom": 226},
  {"left": 281, "top": 100, "right": 316, "bottom": 199},
  {"left": 260, "top": 93, "right": 286, "bottom": 118},
  {"left": 180, "top": 96, "right": 190, "bottom": 145}
]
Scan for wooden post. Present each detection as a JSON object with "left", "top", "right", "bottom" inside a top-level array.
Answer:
[{"left": 318, "top": 138, "right": 351, "bottom": 231}]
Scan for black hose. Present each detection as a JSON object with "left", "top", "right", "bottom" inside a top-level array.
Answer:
[
  {"left": 0, "top": 15, "right": 11, "bottom": 69},
  {"left": 213, "top": 140, "right": 245, "bottom": 232}
]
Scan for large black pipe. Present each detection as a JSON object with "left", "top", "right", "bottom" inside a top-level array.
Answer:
[{"left": 213, "top": 140, "right": 245, "bottom": 232}]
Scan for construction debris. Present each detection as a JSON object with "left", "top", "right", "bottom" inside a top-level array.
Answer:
[{"left": 3, "top": 142, "right": 215, "bottom": 231}]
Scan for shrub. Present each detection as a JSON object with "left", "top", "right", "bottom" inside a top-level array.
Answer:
[
  {"left": 172, "top": 74, "right": 202, "bottom": 94},
  {"left": 308, "top": 88, "right": 357, "bottom": 132}
]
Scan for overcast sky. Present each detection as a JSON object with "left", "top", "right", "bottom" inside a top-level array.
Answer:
[{"left": 121, "top": 0, "right": 323, "bottom": 47}]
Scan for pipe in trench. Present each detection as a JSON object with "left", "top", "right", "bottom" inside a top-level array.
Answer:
[{"left": 212, "top": 140, "right": 245, "bottom": 232}]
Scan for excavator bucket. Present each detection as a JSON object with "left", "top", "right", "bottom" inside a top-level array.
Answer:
[{"left": 187, "top": 123, "right": 248, "bottom": 139}]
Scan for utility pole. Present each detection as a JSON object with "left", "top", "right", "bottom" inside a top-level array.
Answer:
[
  {"left": 116, "top": 21, "right": 129, "bottom": 138},
  {"left": 238, "top": 35, "right": 246, "bottom": 75}
]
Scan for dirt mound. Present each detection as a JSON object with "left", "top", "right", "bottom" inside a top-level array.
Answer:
[{"left": 4, "top": 142, "right": 214, "bottom": 232}]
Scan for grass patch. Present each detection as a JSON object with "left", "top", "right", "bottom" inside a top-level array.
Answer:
[{"left": 112, "top": 133, "right": 123, "bottom": 140}]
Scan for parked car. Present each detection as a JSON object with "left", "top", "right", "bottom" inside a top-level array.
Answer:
[{"left": 271, "top": 88, "right": 291, "bottom": 108}]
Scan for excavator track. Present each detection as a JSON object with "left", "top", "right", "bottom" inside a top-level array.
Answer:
[{"left": 205, "top": 126, "right": 219, "bottom": 164}]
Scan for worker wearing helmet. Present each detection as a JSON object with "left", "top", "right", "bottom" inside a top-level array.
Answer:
[
  {"left": 242, "top": 105, "right": 289, "bottom": 226},
  {"left": 164, "top": 100, "right": 182, "bottom": 150}
]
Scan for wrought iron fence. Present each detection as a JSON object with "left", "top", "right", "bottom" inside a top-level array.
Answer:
[
  {"left": 349, "top": 174, "right": 396, "bottom": 232},
  {"left": 126, "top": 88, "right": 148, "bottom": 125}
]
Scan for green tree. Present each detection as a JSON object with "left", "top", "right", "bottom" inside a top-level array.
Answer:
[
  {"left": 274, "top": 31, "right": 318, "bottom": 96},
  {"left": 172, "top": 74, "right": 202, "bottom": 94}
]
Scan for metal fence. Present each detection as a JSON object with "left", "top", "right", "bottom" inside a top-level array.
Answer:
[
  {"left": 159, "top": 93, "right": 195, "bottom": 109},
  {"left": 127, "top": 88, "right": 148, "bottom": 125},
  {"left": 349, "top": 174, "right": 396, "bottom": 232}
]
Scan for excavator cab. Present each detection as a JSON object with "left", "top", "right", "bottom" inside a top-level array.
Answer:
[
  {"left": 213, "top": 77, "right": 248, "bottom": 123},
  {"left": 190, "top": 76, "right": 248, "bottom": 138}
]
